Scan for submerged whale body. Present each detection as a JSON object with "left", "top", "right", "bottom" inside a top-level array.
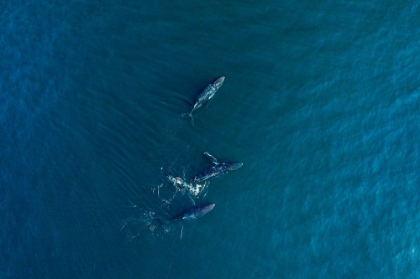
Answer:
[
  {"left": 194, "top": 152, "right": 243, "bottom": 182},
  {"left": 181, "top": 76, "right": 225, "bottom": 125},
  {"left": 174, "top": 203, "right": 215, "bottom": 221}
]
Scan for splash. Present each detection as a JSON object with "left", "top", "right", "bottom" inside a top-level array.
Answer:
[{"left": 167, "top": 175, "right": 209, "bottom": 196}]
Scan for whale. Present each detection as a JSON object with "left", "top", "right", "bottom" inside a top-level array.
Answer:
[
  {"left": 194, "top": 152, "right": 243, "bottom": 182},
  {"left": 181, "top": 76, "right": 225, "bottom": 125},
  {"left": 174, "top": 203, "right": 215, "bottom": 221}
]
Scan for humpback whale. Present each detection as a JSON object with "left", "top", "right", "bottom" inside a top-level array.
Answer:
[
  {"left": 194, "top": 152, "right": 243, "bottom": 182},
  {"left": 181, "top": 76, "right": 225, "bottom": 125},
  {"left": 173, "top": 203, "right": 215, "bottom": 221}
]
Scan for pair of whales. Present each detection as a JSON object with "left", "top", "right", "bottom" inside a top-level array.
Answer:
[
  {"left": 167, "top": 152, "right": 243, "bottom": 220},
  {"left": 168, "top": 77, "right": 242, "bottom": 222}
]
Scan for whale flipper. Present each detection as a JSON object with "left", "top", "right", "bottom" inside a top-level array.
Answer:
[
  {"left": 188, "top": 195, "right": 196, "bottom": 206},
  {"left": 204, "top": 152, "right": 219, "bottom": 165}
]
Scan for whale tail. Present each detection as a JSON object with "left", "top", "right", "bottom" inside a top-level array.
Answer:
[
  {"left": 156, "top": 218, "right": 175, "bottom": 232},
  {"left": 180, "top": 112, "right": 194, "bottom": 125}
]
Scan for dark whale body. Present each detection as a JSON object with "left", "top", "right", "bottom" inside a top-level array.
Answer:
[
  {"left": 174, "top": 203, "right": 215, "bottom": 221},
  {"left": 180, "top": 77, "right": 225, "bottom": 125},
  {"left": 194, "top": 152, "right": 243, "bottom": 182}
]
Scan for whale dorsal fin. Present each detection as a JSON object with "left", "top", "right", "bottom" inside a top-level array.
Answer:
[{"left": 204, "top": 152, "right": 219, "bottom": 165}]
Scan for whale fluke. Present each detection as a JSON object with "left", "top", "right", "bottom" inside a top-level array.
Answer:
[{"left": 180, "top": 112, "right": 195, "bottom": 125}]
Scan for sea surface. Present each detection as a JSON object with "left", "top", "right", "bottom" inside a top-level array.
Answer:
[{"left": 1, "top": 0, "right": 420, "bottom": 278}]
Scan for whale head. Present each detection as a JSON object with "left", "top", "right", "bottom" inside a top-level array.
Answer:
[{"left": 228, "top": 162, "right": 243, "bottom": 171}]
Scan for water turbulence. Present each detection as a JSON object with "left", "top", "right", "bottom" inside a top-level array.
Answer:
[
  {"left": 167, "top": 175, "right": 210, "bottom": 197},
  {"left": 120, "top": 165, "right": 212, "bottom": 239},
  {"left": 117, "top": 117, "right": 205, "bottom": 239}
]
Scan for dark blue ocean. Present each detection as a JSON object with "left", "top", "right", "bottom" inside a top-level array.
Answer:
[{"left": 2, "top": 0, "right": 420, "bottom": 278}]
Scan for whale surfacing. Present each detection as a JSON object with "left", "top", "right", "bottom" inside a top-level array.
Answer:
[
  {"left": 174, "top": 203, "right": 215, "bottom": 221},
  {"left": 194, "top": 152, "right": 243, "bottom": 182},
  {"left": 180, "top": 76, "right": 225, "bottom": 125}
]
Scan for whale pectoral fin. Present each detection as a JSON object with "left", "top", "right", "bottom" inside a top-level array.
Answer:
[
  {"left": 188, "top": 195, "right": 196, "bottom": 206},
  {"left": 204, "top": 152, "right": 219, "bottom": 165}
]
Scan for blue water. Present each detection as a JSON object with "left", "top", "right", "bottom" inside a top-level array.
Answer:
[{"left": 2, "top": 0, "right": 420, "bottom": 278}]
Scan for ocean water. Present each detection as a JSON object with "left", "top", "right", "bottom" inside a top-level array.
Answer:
[{"left": 1, "top": 0, "right": 420, "bottom": 278}]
